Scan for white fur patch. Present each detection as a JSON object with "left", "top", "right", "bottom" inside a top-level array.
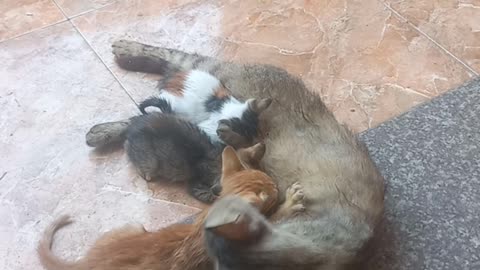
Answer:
[
  {"left": 159, "top": 70, "right": 222, "bottom": 124},
  {"left": 198, "top": 99, "right": 249, "bottom": 143},
  {"left": 157, "top": 69, "right": 250, "bottom": 143}
]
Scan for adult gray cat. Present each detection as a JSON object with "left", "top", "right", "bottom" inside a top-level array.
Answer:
[{"left": 95, "top": 39, "right": 385, "bottom": 269}]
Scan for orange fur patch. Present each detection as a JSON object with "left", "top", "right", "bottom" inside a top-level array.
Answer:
[
  {"left": 38, "top": 148, "right": 278, "bottom": 270},
  {"left": 163, "top": 72, "right": 187, "bottom": 97},
  {"left": 213, "top": 85, "right": 229, "bottom": 99}
]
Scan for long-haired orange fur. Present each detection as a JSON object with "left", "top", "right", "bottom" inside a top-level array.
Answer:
[{"left": 38, "top": 144, "right": 278, "bottom": 270}]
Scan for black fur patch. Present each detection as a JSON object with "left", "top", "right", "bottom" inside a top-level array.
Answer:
[
  {"left": 138, "top": 96, "right": 173, "bottom": 115},
  {"left": 225, "top": 108, "right": 259, "bottom": 142},
  {"left": 205, "top": 95, "right": 230, "bottom": 112},
  {"left": 126, "top": 113, "right": 223, "bottom": 203},
  {"left": 115, "top": 56, "right": 172, "bottom": 74}
]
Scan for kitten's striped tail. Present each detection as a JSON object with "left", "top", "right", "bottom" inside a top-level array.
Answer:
[
  {"left": 37, "top": 215, "right": 81, "bottom": 270},
  {"left": 112, "top": 39, "right": 215, "bottom": 73},
  {"left": 138, "top": 97, "right": 173, "bottom": 115},
  {"left": 85, "top": 119, "right": 131, "bottom": 148}
]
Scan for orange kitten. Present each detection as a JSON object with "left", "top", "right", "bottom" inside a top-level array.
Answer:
[{"left": 38, "top": 144, "right": 279, "bottom": 270}]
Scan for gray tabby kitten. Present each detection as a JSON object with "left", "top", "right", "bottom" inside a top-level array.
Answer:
[{"left": 95, "top": 39, "right": 385, "bottom": 270}]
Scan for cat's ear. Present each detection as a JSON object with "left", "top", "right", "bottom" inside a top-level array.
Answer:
[
  {"left": 222, "top": 146, "right": 245, "bottom": 177},
  {"left": 237, "top": 142, "right": 266, "bottom": 168},
  {"left": 246, "top": 142, "right": 266, "bottom": 162},
  {"left": 248, "top": 98, "right": 272, "bottom": 114},
  {"left": 205, "top": 203, "right": 266, "bottom": 242},
  {"left": 205, "top": 213, "right": 249, "bottom": 241}
]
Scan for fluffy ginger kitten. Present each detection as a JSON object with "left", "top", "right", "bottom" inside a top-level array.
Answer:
[{"left": 38, "top": 145, "right": 304, "bottom": 270}]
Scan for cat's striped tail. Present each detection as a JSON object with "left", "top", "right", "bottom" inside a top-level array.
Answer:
[
  {"left": 112, "top": 39, "right": 215, "bottom": 74},
  {"left": 85, "top": 119, "right": 131, "bottom": 148},
  {"left": 37, "top": 215, "right": 80, "bottom": 270}
]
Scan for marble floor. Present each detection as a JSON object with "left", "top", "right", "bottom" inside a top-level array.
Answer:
[{"left": 0, "top": 0, "right": 478, "bottom": 269}]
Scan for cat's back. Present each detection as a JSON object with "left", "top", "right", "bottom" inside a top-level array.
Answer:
[{"left": 213, "top": 63, "right": 384, "bottom": 227}]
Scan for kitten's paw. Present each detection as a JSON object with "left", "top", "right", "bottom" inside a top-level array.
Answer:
[
  {"left": 217, "top": 120, "right": 249, "bottom": 148},
  {"left": 216, "top": 121, "right": 233, "bottom": 140},
  {"left": 284, "top": 182, "right": 306, "bottom": 213},
  {"left": 142, "top": 172, "right": 155, "bottom": 182},
  {"left": 112, "top": 39, "right": 143, "bottom": 57}
]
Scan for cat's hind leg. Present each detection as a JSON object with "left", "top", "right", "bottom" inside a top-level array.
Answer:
[{"left": 124, "top": 139, "right": 160, "bottom": 182}]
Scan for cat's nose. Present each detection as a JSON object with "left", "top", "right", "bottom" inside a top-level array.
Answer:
[{"left": 211, "top": 184, "right": 222, "bottom": 196}]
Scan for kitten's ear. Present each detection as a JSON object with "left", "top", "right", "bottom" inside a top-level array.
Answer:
[
  {"left": 222, "top": 146, "right": 245, "bottom": 177},
  {"left": 248, "top": 98, "right": 272, "bottom": 114}
]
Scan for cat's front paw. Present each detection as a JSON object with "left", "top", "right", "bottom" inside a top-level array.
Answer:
[
  {"left": 284, "top": 182, "right": 306, "bottom": 213},
  {"left": 270, "top": 182, "right": 306, "bottom": 221}
]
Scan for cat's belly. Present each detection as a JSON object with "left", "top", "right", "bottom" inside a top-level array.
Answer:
[{"left": 159, "top": 91, "right": 210, "bottom": 123}]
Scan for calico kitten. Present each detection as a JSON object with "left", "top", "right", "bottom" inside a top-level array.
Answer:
[
  {"left": 139, "top": 94, "right": 272, "bottom": 148},
  {"left": 38, "top": 146, "right": 303, "bottom": 270},
  {"left": 117, "top": 55, "right": 272, "bottom": 147},
  {"left": 110, "top": 40, "right": 385, "bottom": 269}
]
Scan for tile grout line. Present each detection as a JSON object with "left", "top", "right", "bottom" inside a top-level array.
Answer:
[
  {"left": 100, "top": 183, "right": 202, "bottom": 211},
  {"left": 50, "top": 0, "right": 199, "bottom": 212},
  {"left": 50, "top": 0, "right": 140, "bottom": 107},
  {"left": 382, "top": 2, "right": 479, "bottom": 77},
  {"left": 0, "top": 19, "right": 68, "bottom": 43},
  {"left": 0, "top": 1, "right": 116, "bottom": 44},
  {"left": 70, "top": 23, "right": 140, "bottom": 106}
]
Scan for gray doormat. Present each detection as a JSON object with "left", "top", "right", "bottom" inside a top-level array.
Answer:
[{"left": 361, "top": 78, "right": 480, "bottom": 269}]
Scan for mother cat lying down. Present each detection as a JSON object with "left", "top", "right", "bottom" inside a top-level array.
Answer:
[{"left": 111, "top": 40, "right": 385, "bottom": 269}]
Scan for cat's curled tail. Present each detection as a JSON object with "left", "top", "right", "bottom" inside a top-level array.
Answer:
[
  {"left": 138, "top": 96, "right": 173, "bottom": 115},
  {"left": 37, "top": 215, "right": 79, "bottom": 270}
]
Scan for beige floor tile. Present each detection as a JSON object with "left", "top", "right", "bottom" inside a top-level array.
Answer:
[
  {"left": 55, "top": 0, "right": 117, "bottom": 18},
  {"left": 0, "top": 22, "right": 199, "bottom": 270},
  {"left": 0, "top": 0, "right": 65, "bottom": 41},
  {"left": 386, "top": 0, "right": 480, "bottom": 74}
]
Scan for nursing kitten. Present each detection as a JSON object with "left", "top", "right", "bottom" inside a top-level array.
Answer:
[
  {"left": 86, "top": 96, "right": 270, "bottom": 203},
  {"left": 139, "top": 95, "right": 271, "bottom": 148},
  {"left": 126, "top": 109, "right": 223, "bottom": 203},
  {"left": 38, "top": 146, "right": 303, "bottom": 270},
  {"left": 110, "top": 40, "right": 385, "bottom": 269}
]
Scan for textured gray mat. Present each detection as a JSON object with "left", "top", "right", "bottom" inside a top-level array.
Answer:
[{"left": 361, "top": 78, "right": 480, "bottom": 269}]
